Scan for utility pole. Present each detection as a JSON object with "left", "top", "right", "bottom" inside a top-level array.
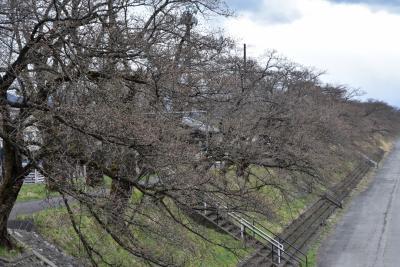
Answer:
[
  {"left": 243, "top": 43, "right": 247, "bottom": 72},
  {"left": 241, "top": 43, "right": 247, "bottom": 92}
]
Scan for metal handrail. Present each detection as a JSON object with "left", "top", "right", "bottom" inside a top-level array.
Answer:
[
  {"left": 229, "top": 212, "right": 284, "bottom": 250},
  {"left": 202, "top": 195, "right": 285, "bottom": 263},
  {"left": 202, "top": 192, "right": 309, "bottom": 266},
  {"left": 237, "top": 211, "right": 308, "bottom": 266}
]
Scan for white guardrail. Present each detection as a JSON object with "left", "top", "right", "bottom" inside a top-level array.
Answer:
[
  {"left": 204, "top": 200, "right": 285, "bottom": 264},
  {"left": 228, "top": 212, "right": 284, "bottom": 264}
]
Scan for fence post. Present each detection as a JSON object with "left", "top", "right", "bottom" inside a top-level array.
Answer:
[
  {"left": 253, "top": 219, "right": 255, "bottom": 238},
  {"left": 278, "top": 246, "right": 281, "bottom": 264},
  {"left": 34, "top": 169, "right": 38, "bottom": 183},
  {"left": 271, "top": 244, "right": 274, "bottom": 262},
  {"left": 240, "top": 223, "right": 245, "bottom": 240}
]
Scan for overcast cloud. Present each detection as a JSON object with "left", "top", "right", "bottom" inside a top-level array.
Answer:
[
  {"left": 222, "top": 0, "right": 400, "bottom": 107},
  {"left": 329, "top": 0, "right": 400, "bottom": 5},
  {"left": 330, "top": 0, "right": 400, "bottom": 13}
]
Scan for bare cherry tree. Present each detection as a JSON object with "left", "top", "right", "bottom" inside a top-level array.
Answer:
[{"left": 1, "top": 0, "right": 400, "bottom": 266}]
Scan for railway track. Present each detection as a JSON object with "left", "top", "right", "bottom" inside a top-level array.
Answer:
[
  {"left": 278, "top": 163, "right": 371, "bottom": 266},
  {"left": 239, "top": 161, "right": 373, "bottom": 267}
]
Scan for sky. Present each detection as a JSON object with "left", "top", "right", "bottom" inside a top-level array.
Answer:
[{"left": 219, "top": 0, "right": 400, "bottom": 107}]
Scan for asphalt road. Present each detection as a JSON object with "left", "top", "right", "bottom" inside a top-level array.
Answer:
[
  {"left": 318, "top": 140, "right": 400, "bottom": 267},
  {"left": 9, "top": 190, "right": 105, "bottom": 220},
  {"left": 9, "top": 196, "right": 66, "bottom": 220}
]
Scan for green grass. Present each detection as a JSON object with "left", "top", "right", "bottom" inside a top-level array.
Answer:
[
  {"left": 17, "top": 183, "right": 59, "bottom": 202},
  {"left": 306, "top": 244, "right": 318, "bottom": 267},
  {"left": 0, "top": 244, "right": 23, "bottom": 260},
  {"left": 103, "top": 175, "right": 112, "bottom": 187},
  {"left": 28, "top": 204, "right": 252, "bottom": 267}
]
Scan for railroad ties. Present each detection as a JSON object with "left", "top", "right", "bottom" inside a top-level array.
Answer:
[{"left": 239, "top": 161, "right": 373, "bottom": 267}]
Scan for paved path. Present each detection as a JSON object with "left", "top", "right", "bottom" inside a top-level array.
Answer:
[
  {"left": 9, "top": 189, "right": 106, "bottom": 220},
  {"left": 9, "top": 197, "right": 66, "bottom": 220},
  {"left": 318, "top": 140, "right": 400, "bottom": 267}
]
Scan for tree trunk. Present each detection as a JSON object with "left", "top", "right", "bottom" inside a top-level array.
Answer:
[
  {"left": 107, "top": 151, "right": 141, "bottom": 217},
  {"left": 0, "top": 101, "right": 23, "bottom": 249},
  {"left": 109, "top": 178, "right": 133, "bottom": 217},
  {"left": 86, "top": 166, "right": 103, "bottom": 187},
  {"left": 0, "top": 139, "right": 23, "bottom": 249}
]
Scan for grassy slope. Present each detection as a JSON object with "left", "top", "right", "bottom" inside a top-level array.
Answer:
[
  {"left": 24, "top": 179, "right": 251, "bottom": 266},
  {"left": 25, "top": 173, "right": 312, "bottom": 266},
  {"left": 29, "top": 205, "right": 251, "bottom": 267}
]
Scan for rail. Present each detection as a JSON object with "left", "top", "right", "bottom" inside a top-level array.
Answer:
[
  {"left": 228, "top": 212, "right": 284, "bottom": 263},
  {"left": 236, "top": 159, "right": 374, "bottom": 266},
  {"left": 237, "top": 211, "right": 309, "bottom": 266},
  {"left": 202, "top": 192, "right": 308, "bottom": 265}
]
